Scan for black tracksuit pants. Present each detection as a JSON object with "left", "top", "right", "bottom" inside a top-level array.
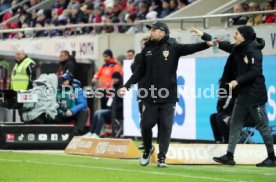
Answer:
[
  {"left": 141, "top": 102, "right": 175, "bottom": 159},
  {"left": 228, "top": 101, "right": 274, "bottom": 155}
]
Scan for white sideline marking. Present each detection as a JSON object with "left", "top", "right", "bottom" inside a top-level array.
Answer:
[
  {"left": 0, "top": 158, "right": 241, "bottom": 182},
  {"left": 1, "top": 151, "right": 275, "bottom": 176}
]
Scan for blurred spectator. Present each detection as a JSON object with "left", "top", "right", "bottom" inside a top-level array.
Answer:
[
  {"left": 247, "top": 2, "right": 263, "bottom": 26},
  {"left": 56, "top": 50, "right": 76, "bottom": 77},
  {"left": 51, "top": 8, "right": 60, "bottom": 23},
  {"left": 36, "top": 9, "right": 46, "bottom": 25},
  {"left": 125, "top": 0, "right": 138, "bottom": 19},
  {"left": 262, "top": 0, "right": 275, "bottom": 24},
  {"left": 68, "top": 3, "right": 87, "bottom": 24},
  {"left": 1, "top": 0, "right": 18, "bottom": 24},
  {"left": 126, "top": 49, "right": 135, "bottom": 60},
  {"left": 43, "top": 19, "right": 60, "bottom": 37},
  {"left": 0, "top": 0, "right": 11, "bottom": 13},
  {"left": 22, "top": 2, "right": 30, "bottom": 11},
  {"left": 92, "top": 5, "right": 102, "bottom": 23},
  {"left": 124, "top": 13, "right": 137, "bottom": 34},
  {"left": 52, "top": 0, "right": 69, "bottom": 10},
  {"left": 160, "top": 0, "right": 170, "bottom": 18},
  {"left": 84, "top": 71, "right": 123, "bottom": 138},
  {"left": 112, "top": 1, "right": 127, "bottom": 23},
  {"left": 241, "top": 2, "right": 249, "bottom": 12},
  {"left": 92, "top": 49, "right": 122, "bottom": 109},
  {"left": 228, "top": 4, "right": 249, "bottom": 26},
  {"left": 137, "top": 1, "right": 149, "bottom": 20},
  {"left": 170, "top": 0, "right": 178, "bottom": 13},
  {"left": 146, "top": 10, "right": 158, "bottom": 20},
  {"left": 18, "top": 10, "right": 30, "bottom": 27},
  {"left": 178, "top": 0, "right": 187, "bottom": 9},
  {"left": 56, "top": 72, "right": 88, "bottom": 136},
  {"left": 29, "top": 9, "right": 38, "bottom": 27},
  {"left": 149, "top": 0, "right": 162, "bottom": 17},
  {"left": 85, "top": 3, "right": 94, "bottom": 23},
  {"left": 116, "top": 54, "right": 126, "bottom": 66},
  {"left": 0, "top": 0, "right": 195, "bottom": 37}
]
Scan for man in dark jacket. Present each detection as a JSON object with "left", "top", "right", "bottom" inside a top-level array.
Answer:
[
  {"left": 192, "top": 26, "right": 276, "bottom": 167},
  {"left": 56, "top": 50, "right": 76, "bottom": 77},
  {"left": 120, "top": 21, "right": 213, "bottom": 167}
]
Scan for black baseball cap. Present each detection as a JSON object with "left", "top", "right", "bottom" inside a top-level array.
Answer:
[{"left": 146, "top": 21, "right": 170, "bottom": 34}]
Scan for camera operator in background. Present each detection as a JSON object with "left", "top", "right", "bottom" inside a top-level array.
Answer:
[{"left": 56, "top": 72, "right": 88, "bottom": 136}]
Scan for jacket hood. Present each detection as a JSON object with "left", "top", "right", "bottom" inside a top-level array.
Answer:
[
  {"left": 236, "top": 37, "right": 265, "bottom": 52},
  {"left": 255, "top": 38, "right": 265, "bottom": 50}
]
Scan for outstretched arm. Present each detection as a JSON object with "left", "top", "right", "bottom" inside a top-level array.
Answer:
[
  {"left": 190, "top": 27, "right": 235, "bottom": 53},
  {"left": 175, "top": 42, "right": 210, "bottom": 57}
]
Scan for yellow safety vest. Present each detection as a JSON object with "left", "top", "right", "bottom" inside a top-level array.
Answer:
[{"left": 11, "top": 57, "right": 36, "bottom": 91}]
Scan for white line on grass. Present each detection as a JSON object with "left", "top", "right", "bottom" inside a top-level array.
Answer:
[
  {"left": 0, "top": 150, "right": 276, "bottom": 176},
  {"left": 1, "top": 151, "right": 275, "bottom": 176},
  {"left": 0, "top": 158, "right": 242, "bottom": 182}
]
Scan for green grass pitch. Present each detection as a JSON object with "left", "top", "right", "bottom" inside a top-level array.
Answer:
[{"left": 0, "top": 151, "right": 275, "bottom": 182}]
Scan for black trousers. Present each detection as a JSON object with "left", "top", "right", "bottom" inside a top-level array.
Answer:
[
  {"left": 228, "top": 103, "right": 274, "bottom": 155},
  {"left": 141, "top": 102, "right": 175, "bottom": 159},
  {"left": 210, "top": 113, "right": 230, "bottom": 143},
  {"left": 71, "top": 109, "right": 89, "bottom": 135}
]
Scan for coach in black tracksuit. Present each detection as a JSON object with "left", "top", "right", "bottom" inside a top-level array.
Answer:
[
  {"left": 198, "top": 26, "right": 276, "bottom": 167},
  {"left": 120, "top": 21, "right": 212, "bottom": 167}
]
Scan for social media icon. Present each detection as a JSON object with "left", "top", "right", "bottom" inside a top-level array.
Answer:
[
  {"left": 51, "top": 134, "right": 58, "bottom": 141},
  {"left": 18, "top": 134, "right": 24, "bottom": 141},
  {"left": 6, "top": 134, "right": 15, "bottom": 142},
  {"left": 28, "top": 134, "right": 35, "bottom": 141},
  {"left": 62, "top": 134, "right": 69, "bottom": 141},
  {"left": 38, "top": 134, "right": 48, "bottom": 141}
]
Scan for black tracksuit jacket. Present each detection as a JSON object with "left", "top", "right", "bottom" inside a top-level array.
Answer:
[
  {"left": 202, "top": 33, "right": 267, "bottom": 106},
  {"left": 124, "top": 35, "right": 209, "bottom": 104}
]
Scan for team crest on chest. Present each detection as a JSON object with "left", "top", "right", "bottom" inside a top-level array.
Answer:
[{"left": 163, "top": 50, "right": 169, "bottom": 60}]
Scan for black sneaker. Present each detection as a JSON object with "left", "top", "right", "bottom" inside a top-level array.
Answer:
[
  {"left": 140, "top": 146, "right": 155, "bottom": 166},
  {"left": 256, "top": 157, "right": 276, "bottom": 167},
  {"left": 157, "top": 157, "right": 167, "bottom": 168},
  {"left": 138, "top": 144, "right": 145, "bottom": 150},
  {"left": 213, "top": 155, "right": 235, "bottom": 166}
]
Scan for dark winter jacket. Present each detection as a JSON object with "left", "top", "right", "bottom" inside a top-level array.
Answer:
[
  {"left": 124, "top": 35, "right": 209, "bottom": 104},
  {"left": 57, "top": 56, "right": 76, "bottom": 77},
  {"left": 202, "top": 33, "right": 267, "bottom": 106}
]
